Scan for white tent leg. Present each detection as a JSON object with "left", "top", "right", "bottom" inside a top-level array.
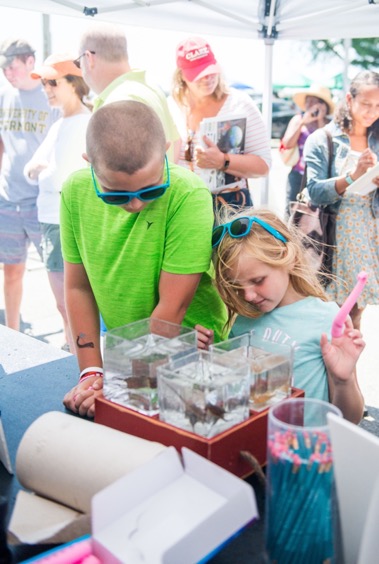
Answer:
[
  {"left": 42, "top": 13, "right": 51, "bottom": 60},
  {"left": 260, "top": 38, "right": 274, "bottom": 206},
  {"left": 343, "top": 37, "right": 352, "bottom": 93}
]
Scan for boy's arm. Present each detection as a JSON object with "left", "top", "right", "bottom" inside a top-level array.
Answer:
[
  {"left": 63, "top": 261, "right": 103, "bottom": 418},
  {"left": 151, "top": 270, "right": 202, "bottom": 325},
  {"left": 152, "top": 271, "right": 215, "bottom": 348},
  {"left": 152, "top": 272, "right": 215, "bottom": 349},
  {"left": 321, "top": 319, "right": 365, "bottom": 424}
]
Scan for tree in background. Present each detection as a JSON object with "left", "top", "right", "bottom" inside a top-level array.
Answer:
[{"left": 310, "top": 38, "right": 378, "bottom": 70}]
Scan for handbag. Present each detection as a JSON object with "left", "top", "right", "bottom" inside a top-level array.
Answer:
[
  {"left": 279, "top": 142, "right": 300, "bottom": 167},
  {"left": 213, "top": 186, "right": 252, "bottom": 212},
  {"left": 288, "top": 130, "right": 336, "bottom": 287}
]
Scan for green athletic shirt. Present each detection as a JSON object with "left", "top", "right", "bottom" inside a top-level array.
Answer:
[
  {"left": 60, "top": 162, "right": 228, "bottom": 341},
  {"left": 93, "top": 69, "right": 179, "bottom": 163}
]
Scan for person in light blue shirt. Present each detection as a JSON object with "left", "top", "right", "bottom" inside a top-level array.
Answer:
[{"left": 199, "top": 208, "right": 365, "bottom": 424}]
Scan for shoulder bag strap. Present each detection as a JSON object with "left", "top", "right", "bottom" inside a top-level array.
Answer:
[
  {"left": 324, "top": 129, "right": 333, "bottom": 177},
  {"left": 299, "top": 128, "right": 334, "bottom": 197}
]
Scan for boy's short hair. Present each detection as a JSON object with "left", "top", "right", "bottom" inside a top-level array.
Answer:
[
  {"left": 0, "top": 38, "right": 35, "bottom": 68},
  {"left": 86, "top": 100, "right": 166, "bottom": 174}
]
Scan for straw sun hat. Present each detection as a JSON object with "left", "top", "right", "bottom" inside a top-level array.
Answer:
[{"left": 293, "top": 84, "right": 335, "bottom": 114}]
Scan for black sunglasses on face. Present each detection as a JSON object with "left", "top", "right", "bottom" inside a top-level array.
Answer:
[{"left": 73, "top": 50, "right": 96, "bottom": 69}]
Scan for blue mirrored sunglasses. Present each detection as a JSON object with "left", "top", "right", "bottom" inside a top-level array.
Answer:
[
  {"left": 212, "top": 216, "right": 287, "bottom": 248},
  {"left": 91, "top": 156, "right": 170, "bottom": 206}
]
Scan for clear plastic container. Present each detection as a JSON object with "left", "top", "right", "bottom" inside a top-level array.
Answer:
[
  {"left": 157, "top": 350, "right": 250, "bottom": 438},
  {"left": 210, "top": 332, "right": 293, "bottom": 412},
  {"left": 103, "top": 318, "right": 197, "bottom": 415}
]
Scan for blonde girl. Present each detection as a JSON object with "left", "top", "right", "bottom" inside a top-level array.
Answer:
[{"left": 200, "top": 208, "right": 365, "bottom": 423}]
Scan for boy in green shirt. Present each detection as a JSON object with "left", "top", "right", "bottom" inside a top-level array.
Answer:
[{"left": 61, "top": 100, "right": 227, "bottom": 418}]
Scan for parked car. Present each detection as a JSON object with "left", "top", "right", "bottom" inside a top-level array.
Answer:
[{"left": 230, "top": 84, "right": 297, "bottom": 139}]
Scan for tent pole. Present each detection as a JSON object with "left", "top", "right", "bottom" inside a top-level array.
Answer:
[
  {"left": 260, "top": 38, "right": 274, "bottom": 206},
  {"left": 343, "top": 37, "right": 351, "bottom": 94},
  {"left": 42, "top": 13, "right": 51, "bottom": 60}
]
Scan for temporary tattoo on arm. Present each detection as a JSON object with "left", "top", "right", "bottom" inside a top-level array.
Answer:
[{"left": 76, "top": 333, "right": 95, "bottom": 349}]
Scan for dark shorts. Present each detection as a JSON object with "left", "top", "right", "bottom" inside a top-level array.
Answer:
[
  {"left": 0, "top": 198, "right": 42, "bottom": 264},
  {"left": 40, "top": 223, "right": 64, "bottom": 272}
]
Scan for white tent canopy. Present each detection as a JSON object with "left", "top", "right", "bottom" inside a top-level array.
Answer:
[
  {"left": 0, "top": 0, "right": 377, "bottom": 201},
  {"left": 0, "top": 1, "right": 377, "bottom": 40}
]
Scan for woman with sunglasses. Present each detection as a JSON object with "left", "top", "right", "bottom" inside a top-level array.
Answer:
[
  {"left": 24, "top": 53, "right": 92, "bottom": 352},
  {"left": 201, "top": 208, "right": 364, "bottom": 423},
  {"left": 168, "top": 36, "right": 271, "bottom": 211}
]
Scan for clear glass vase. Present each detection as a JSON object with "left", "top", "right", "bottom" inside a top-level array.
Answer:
[{"left": 265, "top": 397, "right": 342, "bottom": 563}]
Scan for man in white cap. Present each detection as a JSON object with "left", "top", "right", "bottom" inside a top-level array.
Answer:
[{"left": 0, "top": 38, "right": 60, "bottom": 331}]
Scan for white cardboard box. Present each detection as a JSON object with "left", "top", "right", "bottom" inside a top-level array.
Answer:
[
  {"left": 92, "top": 446, "right": 258, "bottom": 563},
  {"left": 328, "top": 413, "right": 379, "bottom": 564}
]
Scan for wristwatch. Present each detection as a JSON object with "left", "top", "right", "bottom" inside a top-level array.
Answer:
[
  {"left": 345, "top": 172, "right": 355, "bottom": 185},
  {"left": 222, "top": 154, "right": 230, "bottom": 171}
]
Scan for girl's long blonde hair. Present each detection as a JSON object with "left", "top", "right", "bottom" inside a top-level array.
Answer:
[{"left": 213, "top": 208, "right": 328, "bottom": 331}]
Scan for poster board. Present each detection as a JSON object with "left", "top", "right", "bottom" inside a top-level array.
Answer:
[{"left": 199, "top": 115, "right": 247, "bottom": 193}]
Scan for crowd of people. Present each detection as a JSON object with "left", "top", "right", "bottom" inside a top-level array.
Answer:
[{"left": 1, "top": 23, "right": 378, "bottom": 424}]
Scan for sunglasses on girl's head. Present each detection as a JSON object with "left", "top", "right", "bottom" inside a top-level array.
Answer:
[
  {"left": 41, "top": 78, "right": 58, "bottom": 87},
  {"left": 91, "top": 156, "right": 170, "bottom": 206},
  {"left": 212, "top": 216, "right": 287, "bottom": 248}
]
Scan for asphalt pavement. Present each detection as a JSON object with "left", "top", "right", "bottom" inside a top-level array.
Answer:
[{"left": 0, "top": 146, "right": 378, "bottom": 412}]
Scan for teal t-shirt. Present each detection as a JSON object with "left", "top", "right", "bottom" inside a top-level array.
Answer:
[
  {"left": 231, "top": 297, "right": 339, "bottom": 401},
  {"left": 60, "top": 162, "right": 227, "bottom": 341}
]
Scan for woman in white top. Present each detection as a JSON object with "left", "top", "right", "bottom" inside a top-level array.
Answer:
[
  {"left": 168, "top": 36, "right": 271, "bottom": 212},
  {"left": 24, "top": 54, "right": 92, "bottom": 351}
]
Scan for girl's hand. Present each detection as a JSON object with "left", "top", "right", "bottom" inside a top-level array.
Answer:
[
  {"left": 320, "top": 317, "right": 365, "bottom": 384},
  {"left": 195, "top": 324, "right": 214, "bottom": 350}
]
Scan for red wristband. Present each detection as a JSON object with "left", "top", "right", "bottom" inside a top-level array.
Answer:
[{"left": 79, "top": 371, "right": 103, "bottom": 383}]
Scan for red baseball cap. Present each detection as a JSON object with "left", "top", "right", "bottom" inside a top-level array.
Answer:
[{"left": 176, "top": 37, "right": 221, "bottom": 82}]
